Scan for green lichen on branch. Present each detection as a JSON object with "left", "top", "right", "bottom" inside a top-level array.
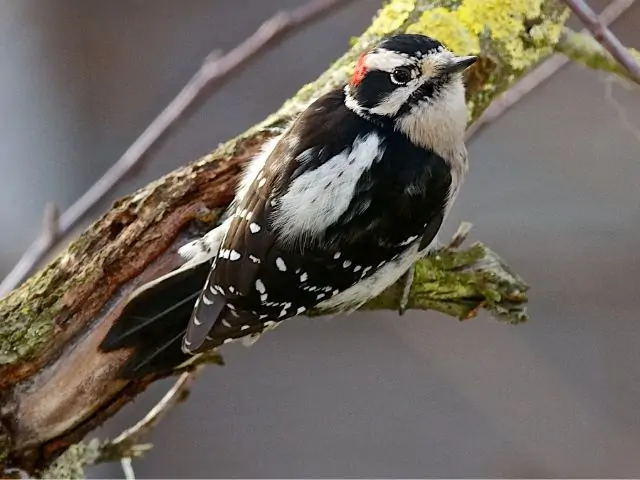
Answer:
[
  {"left": 41, "top": 439, "right": 102, "bottom": 480},
  {"left": 340, "top": 241, "right": 529, "bottom": 324},
  {"left": 0, "top": 257, "right": 68, "bottom": 365},
  {"left": 556, "top": 27, "right": 640, "bottom": 83}
]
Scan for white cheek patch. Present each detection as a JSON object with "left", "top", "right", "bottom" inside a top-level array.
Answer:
[{"left": 368, "top": 78, "right": 422, "bottom": 116}]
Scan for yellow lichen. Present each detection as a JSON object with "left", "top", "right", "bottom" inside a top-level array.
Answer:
[
  {"left": 366, "top": 0, "right": 416, "bottom": 36},
  {"left": 407, "top": 0, "right": 567, "bottom": 70},
  {"left": 407, "top": 7, "right": 480, "bottom": 54}
]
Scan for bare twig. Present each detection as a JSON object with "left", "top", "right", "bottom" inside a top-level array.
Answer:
[
  {"left": 41, "top": 202, "right": 60, "bottom": 246},
  {"left": 604, "top": 76, "right": 640, "bottom": 142},
  {"left": 467, "top": 0, "right": 636, "bottom": 139},
  {"left": 563, "top": 0, "right": 640, "bottom": 83},
  {"left": 556, "top": 27, "right": 640, "bottom": 84},
  {"left": 100, "top": 370, "right": 199, "bottom": 462},
  {"left": 121, "top": 457, "right": 136, "bottom": 480},
  {"left": 466, "top": 55, "right": 569, "bottom": 139},
  {"left": 0, "top": 0, "right": 357, "bottom": 297}
]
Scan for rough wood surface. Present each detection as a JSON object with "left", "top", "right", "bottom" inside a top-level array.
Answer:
[{"left": 0, "top": 0, "right": 577, "bottom": 475}]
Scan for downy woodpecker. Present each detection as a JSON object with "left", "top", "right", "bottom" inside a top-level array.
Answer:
[{"left": 100, "top": 34, "right": 477, "bottom": 378}]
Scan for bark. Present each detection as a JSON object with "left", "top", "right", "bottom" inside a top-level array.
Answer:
[{"left": 0, "top": 0, "right": 574, "bottom": 475}]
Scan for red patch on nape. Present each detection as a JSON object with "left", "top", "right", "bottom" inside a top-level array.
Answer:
[{"left": 350, "top": 52, "right": 368, "bottom": 86}]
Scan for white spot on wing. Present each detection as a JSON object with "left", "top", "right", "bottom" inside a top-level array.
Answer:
[
  {"left": 399, "top": 235, "right": 419, "bottom": 246},
  {"left": 317, "top": 241, "right": 438, "bottom": 312},
  {"left": 343, "top": 260, "right": 352, "bottom": 268},
  {"left": 193, "top": 317, "right": 202, "bottom": 326},
  {"left": 296, "top": 306, "right": 306, "bottom": 315},
  {"left": 249, "top": 255, "right": 261, "bottom": 264},
  {"left": 229, "top": 250, "right": 241, "bottom": 261},
  {"left": 249, "top": 222, "right": 261, "bottom": 233},
  {"left": 276, "top": 257, "right": 287, "bottom": 271},
  {"left": 300, "top": 272, "right": 308, "bottom": 282},
  {"left": 255, "top": 279, "right": 266, "bottom": 293},
  {"left": 178, "top": 217, "right": 231, "bottom": 265}
]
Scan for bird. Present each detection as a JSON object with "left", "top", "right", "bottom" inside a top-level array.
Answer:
[{"left": 99, "top": 33, "right": 477, "bottom": 379}]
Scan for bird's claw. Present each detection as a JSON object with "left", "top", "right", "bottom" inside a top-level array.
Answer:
[{"left": 398, "top": 263, "right": 416, "bottom": 316}]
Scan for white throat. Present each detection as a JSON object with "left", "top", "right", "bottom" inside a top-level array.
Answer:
[{"left": 394, "top": 75, "right": 468, "bottom": 159}]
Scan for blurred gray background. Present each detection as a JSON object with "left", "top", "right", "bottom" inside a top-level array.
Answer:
[{"left": 1, "top": 0, "right": 639, "bottom": 477}]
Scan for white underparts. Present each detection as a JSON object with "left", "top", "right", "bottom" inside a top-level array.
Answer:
[
  {"left": 316, "top": 238, "right": 438, "bottom": 312},
  {"left": 272, "top": 133, "right": 385, "bottom": 242},
  {"left": 395, "top": 76, "right": 468, "bottom": 161}
]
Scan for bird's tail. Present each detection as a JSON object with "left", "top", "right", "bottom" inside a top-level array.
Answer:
[{"left": 99, "top": 261, "right": 210, "bottom": 379}]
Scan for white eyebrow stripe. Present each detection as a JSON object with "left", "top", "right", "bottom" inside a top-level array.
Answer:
[{"left": 365, "top": 49, "right": 415, "bottom": 72}]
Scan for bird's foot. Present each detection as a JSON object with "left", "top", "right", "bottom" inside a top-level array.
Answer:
[{"left": 398, "top": 263, "right": 416, "bottom": 316}]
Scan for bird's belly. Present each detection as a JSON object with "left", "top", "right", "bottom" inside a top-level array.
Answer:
[{"left": 315, "top": 238, "right": 435, "bottom": 313}]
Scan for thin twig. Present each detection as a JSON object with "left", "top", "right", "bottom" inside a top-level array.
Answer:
[
  {"left": 41, "top": 202, "right": 60, "bottom": 246},
  {"left": 101, "top": 370, "right": 199, "bottom": 462},
  {"left": 604, "top": 76, "right": 640, "bottom": 142},
  {"left": 467, "top": 0, "right": 636, "bottom": 139},
  {"left": 0, "top": 0, "right": 357, "bottom": 297},
  {"left": 466, "top": 55, "right": 569, "bottom": 139},
  {"left": 121, "top": 457, "right": 136, "bottom": 480},
  {"left": 563, "top": 0, "right": 640, "bottom": 83}
]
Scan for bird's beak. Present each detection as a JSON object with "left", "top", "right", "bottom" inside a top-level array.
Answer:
[{"left": 441, "top": 55, "right": 478, "bottom": 75}]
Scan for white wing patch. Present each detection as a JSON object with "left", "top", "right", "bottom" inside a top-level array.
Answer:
[{"left": 272, "top": 133, "right": 385, "bottom": 240}]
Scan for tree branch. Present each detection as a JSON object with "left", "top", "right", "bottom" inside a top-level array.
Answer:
[
  {"left": 0, "top": 0, "right": 581, "bottom": 476},
  {"left": 556, "top": 26, "right": 640, "bottom": 84},
  {"left": 0, "top": 0, "right": 358, "bottom": 297},
  {"left": 562, "top": 0, "right": 640, "bottom": 83},
  {"left": 468, "top": 0, "right": 637, "bottom": 139}
]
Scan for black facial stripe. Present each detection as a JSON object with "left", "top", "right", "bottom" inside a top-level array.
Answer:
[
  {"left": 353, "top": 70, "right": 394, "bottom": 109},
  {"left": 395, "top": 75, "right": 449, "bottom": 117}
]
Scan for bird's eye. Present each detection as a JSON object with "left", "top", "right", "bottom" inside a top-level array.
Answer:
[{"left": 390, "top": 66, "right": 413, "bottom": 84}]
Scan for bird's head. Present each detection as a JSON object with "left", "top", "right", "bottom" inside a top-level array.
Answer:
[{"left": 345, "top": 34, "right": 477, "bottom": 154}]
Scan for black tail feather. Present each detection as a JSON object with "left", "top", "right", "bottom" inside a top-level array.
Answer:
[{"left": 100, "top": 261, "right": 210, "bottom": 379}]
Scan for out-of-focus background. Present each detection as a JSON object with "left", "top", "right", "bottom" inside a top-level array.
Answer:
[{"left": 1, "top": 0, "right": 639, "bottom": 477}]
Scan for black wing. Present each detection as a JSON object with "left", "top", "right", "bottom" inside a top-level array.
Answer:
[{"left": 182, "top": 89, "right": 371, "bottom": 352}]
